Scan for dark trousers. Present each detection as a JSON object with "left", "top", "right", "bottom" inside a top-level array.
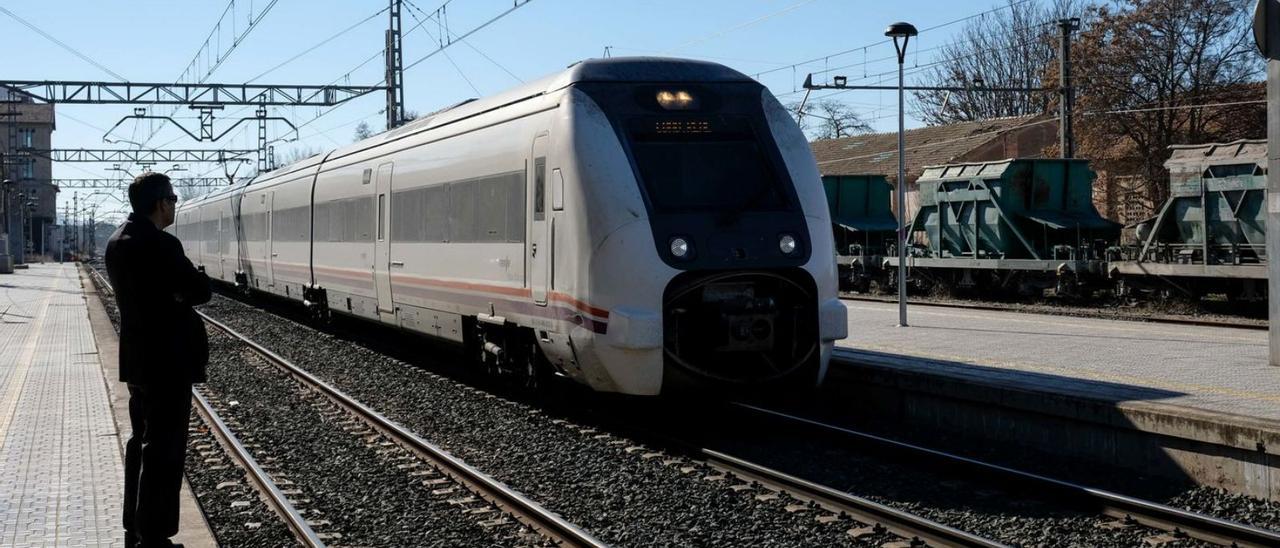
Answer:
[{"left": 123, "top": 383, "right": 193, "bottom": 544}]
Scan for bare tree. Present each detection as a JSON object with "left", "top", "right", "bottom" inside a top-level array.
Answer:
[
  {"left": 787, "top": 99, "right": 872, "bottom": 140},
  {"left": 912, "top": 0, "right": 1087, "bottom": 124},
  {"left": 276, "top": 146, "right": 323, "bottom": 167},
  {"left": 353, "top": 121, "right": 373, "bottom": 142},
  {"left": 1070, "top": 0, "right": 1263, "bottom": 205}
]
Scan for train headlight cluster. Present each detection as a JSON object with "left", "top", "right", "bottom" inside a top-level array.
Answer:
[
  {"left": 779, "top": 234, "right": 798, "bottom": 255},
  {"left": 656, "top": 90, "right": 698, "bottom": 110},
  {"left": 670, "top": 237, "right": 691, "bottom": 258}
]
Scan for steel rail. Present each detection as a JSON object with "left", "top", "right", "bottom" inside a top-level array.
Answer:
[
  {"left": 86, "top": 266, "right": 325, "bottom": 547},
  {"left": 191, "top": 390, "right": 328, "bottom": 548},
  {"left": 698, "top": 449, "right": 1009, "bottom": 548},
  {"left": 839, "top": 294, "right": 1268, "bottom": 331},
  {"left": 735, "top": 402, "right": 1280, "bottom": 548},
  {"left": 195, "top": 312, "right": 609, "bottom": 548}
]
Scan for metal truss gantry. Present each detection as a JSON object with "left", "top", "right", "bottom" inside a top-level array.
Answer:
[
  {"left": 41, "top": 178, "right": 228, "bottom": 189},
  {"left": 26, "top": 149, "right": 255, "bottom": 163},
  {"left": 0, "top": 81, "right": 384, "bottom": 106}
]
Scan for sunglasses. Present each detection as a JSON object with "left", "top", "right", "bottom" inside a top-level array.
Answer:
[{"left": 164, "top": 195, "right": 179, "bottom": 203}]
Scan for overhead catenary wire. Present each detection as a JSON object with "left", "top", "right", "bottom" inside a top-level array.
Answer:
[
  {"left": 0, "top": 6, "right": 127, "bottom": 81},
  {"left": 405, "top": 0, "right": 524, "bottom": 83},
  {"left": 753, "top": 0, "right": 1035, "bottom": 79},
  {"left": 244, "top": 6, "right": 392, "bottom": 84},
  {"left": 284, "top": 0, "right": 538, "bottom": 141},
  {"left": 662, "top": 0, "right": 821, "bottom": 54},
  {"left": 138, "top": 0, "right": 283, "bottom": 147}
]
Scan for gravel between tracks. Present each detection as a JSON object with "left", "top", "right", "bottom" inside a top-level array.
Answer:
[
  {"left": 199, "top": 295, "right": 900, "bottom": 548},
  {"left": 199, "top": 327, "right": 549, "bottom": 547},
  {"left": 184, "top": 412, "right": 300, "bottom": 548},
  {"left": 705, "top": 428, "right": 1208, "bottom": 548}
]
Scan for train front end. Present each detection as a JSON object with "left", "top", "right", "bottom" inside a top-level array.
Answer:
[{"left": 558, "top": 58, "right": 847, "bottom": 395}]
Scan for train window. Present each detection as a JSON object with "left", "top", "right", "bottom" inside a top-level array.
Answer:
[
  {"left": 627, "top": 116, "right": 786, "bottom": 214},
  {"left": 363, "top": 169, "right": 373, "bottom": 185},
  {"left": 450, "top": 181, "right": 479, "bottom": 241},
  {"left": 552, "top": 169, "right": 564, "bottom": 211},
  {"left": 383, "top": 172, "right": 525, "bottom": 244},
  {"left": 504, "top": 172, "right": 526, "bottom": 243},
  {"left": 534, "top": 157, "right": 546, "bottom": 221},
  {"left": 425, "top": 185, "right": 450, "bottom": 241},
  {"left": 377, "top": 194, "right": 385, "bottom": 241}
]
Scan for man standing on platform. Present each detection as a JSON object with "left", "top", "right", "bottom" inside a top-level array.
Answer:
[{"left": 105, "top": 172, "right": 210, "bottom": 548}]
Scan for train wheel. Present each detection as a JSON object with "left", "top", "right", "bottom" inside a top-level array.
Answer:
[{"left": 516, "top": 336, "right": 548, "bottom": 393}]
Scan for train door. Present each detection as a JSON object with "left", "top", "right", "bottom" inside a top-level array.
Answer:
[
  {"left": 373, "top": 162, "right": 395, "bottom": 322},
  {"left": 528, "top": 134, "right": 550, "bottom": 305},
  {"left": 265, "top": 192, "right": 275, "bottom": 289}
]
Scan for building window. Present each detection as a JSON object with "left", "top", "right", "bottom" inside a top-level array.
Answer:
[
  {"left": 18, "top": 128, "right": 34, "bottom": 149},
  {"left": 21, "top": 159, "right": 33, "bottom": 179}
]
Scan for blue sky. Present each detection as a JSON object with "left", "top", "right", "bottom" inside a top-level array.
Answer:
[{"left": 1, "top": 0, "right": 1021, "bottom": 219}]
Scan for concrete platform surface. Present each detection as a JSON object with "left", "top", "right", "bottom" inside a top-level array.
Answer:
[
  {"left": 0, "top": 263, "right": 215, "bottom": 548},
  {"left": 837, "top": 300, "right": 1276, "bottom": 422}
]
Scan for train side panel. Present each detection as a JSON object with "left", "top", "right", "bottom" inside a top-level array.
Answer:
[{"left": 266, "top": 173, "right": 315, "bottom": 303}]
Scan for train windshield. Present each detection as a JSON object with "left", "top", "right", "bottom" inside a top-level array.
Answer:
[{"left": 627, "top": 115, "right": 788, "bottom": 214}]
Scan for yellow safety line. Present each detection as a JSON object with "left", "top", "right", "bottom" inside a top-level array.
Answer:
[
  {"left": 0, "top": 273, "right": 58, "bottom": 452},
  {"left": 845, "top": 304, "right": 1263, "bottom": 344},
  {"left": 849, "top": 342, "right": 1280, "bottom": 406}
]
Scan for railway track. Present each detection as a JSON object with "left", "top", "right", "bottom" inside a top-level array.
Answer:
[
  {"left": 88, "top": 265, "right": 324, "bottom": 547},
  {"left": 191, "top": 389, "right": 327, "bottom": 547},
  {"left": 90, "top": 264, "right": 604, "bottom": 547},
  {"left": 840, "top": 294, "right": 1267, "bottom": 330},
  {"left": 694, "top": 448, "right": 1008, "bottom": 547},
  {"left": 734, "top": 402, "right": 1280, "bottom": 548},
  {"left": 194, "top": 312, "right": 608, "bottom": 548}
]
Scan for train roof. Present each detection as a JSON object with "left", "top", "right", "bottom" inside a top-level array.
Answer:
[
  {"left": 321, "top": 57, "right": 754, "bottom": 162},
  {"left": 203, "top": 57, "right": 753, "bottom": 201}
]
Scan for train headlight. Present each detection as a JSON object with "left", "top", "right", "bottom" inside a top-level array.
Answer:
[
  {"left": 670, "top": 237, "right": 691, "bottom": 258},
  {"left": 779, "top": 234, "right": 798, "bottom": 255},
  {"left": 656, "top": 90, "right": 698, "bottom": 110}
]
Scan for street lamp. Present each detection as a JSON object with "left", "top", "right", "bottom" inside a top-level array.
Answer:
[{"left": 886, "top": 21, "right": 917, "bottom": 328}]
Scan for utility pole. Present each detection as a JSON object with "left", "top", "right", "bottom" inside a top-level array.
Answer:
[
  {"left": 1058, "top": 18, "right": 1080, "bottom": 159},
  {"left": 386, "top": 0, "right": 406, "bottom": 130},
  {"left": 72, "top": 192, "right": 77, "bottom": 259},
  {"left": 1255, "top": 0, "right": 1280, "bottom": 366}
]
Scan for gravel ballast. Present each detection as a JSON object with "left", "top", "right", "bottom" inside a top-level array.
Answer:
[
  {"left": 184, "top": 412, "right": 300, "bottom": 548},
  {"left": 199, "top": 295, "right": 905, "bottom": 547},
  {"left": 198, "top": 328, "right": 551, "bottom": 547},
  {"left": 199, "top": 292, "right": 1280, "bottom": 546}
]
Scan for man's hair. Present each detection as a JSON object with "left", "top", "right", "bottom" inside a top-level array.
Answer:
[{"left": 128, "top": 173, "right": 172, "bottom": 215}]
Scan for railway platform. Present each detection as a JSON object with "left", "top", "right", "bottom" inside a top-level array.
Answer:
[
  {"left": 831, "top": 299, "right": 1280, "bottom": 500},
  {"left": 0, "top": 263, "right": 215, "bottom": 548}
]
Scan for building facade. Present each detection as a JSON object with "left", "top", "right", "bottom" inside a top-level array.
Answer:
[{"left": 1, "top": 92, "right": 56, "bottom": 262}]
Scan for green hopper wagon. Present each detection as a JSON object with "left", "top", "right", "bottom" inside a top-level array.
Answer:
[
  {"left": 901, "top": 158, "right": 1119, "bottom": 297},
  {"left": 1111, "top": 140, "right": 1267, "bottom": 300},
  {"left": 822, "top": 175, "right": 897, "bottom": 291}
]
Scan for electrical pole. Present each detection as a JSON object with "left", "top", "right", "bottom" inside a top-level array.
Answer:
[
  {"left": 1255, "top": 0, "right": 1280, "bottom": 366},
  {"left": 1058, "top": 18, "right": 1080, "bottom": 159},
  {"left": 386, "top": 0, "right": 406, "bottom": 130}
]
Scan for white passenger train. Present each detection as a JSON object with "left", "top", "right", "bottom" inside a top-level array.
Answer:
[{"left": 174, "top": 58, "right": 848, "bottom": 395}]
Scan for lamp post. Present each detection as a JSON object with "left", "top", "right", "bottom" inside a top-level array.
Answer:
[
  {"left": 886, "top": 21, "right": 917, "bottom": 328},
  {"left": 0, "top": 178, "right": 12, "bottom": 272}
]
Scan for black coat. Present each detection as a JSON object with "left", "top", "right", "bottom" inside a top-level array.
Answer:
[{"left": 105, "top": 213, "right": 211, "bottom": 384}]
